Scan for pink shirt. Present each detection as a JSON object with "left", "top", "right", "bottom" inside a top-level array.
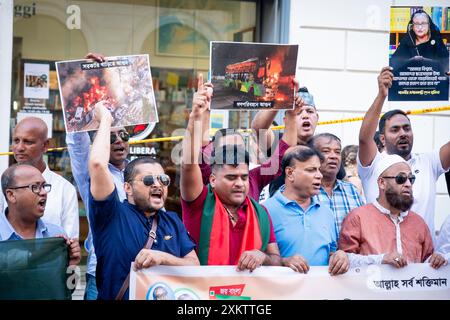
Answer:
[
  {"left": 339, "top": 204, "right": 434, "bottom": 263},
  {"left": 182, "top": 186, "right": 277, "bottom": 265}
]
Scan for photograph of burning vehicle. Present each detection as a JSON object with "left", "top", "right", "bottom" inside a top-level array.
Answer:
[
  {"left": 56, "top": 54, "right": 158, "bottom": 133},
  {"left": 210, "top": 41, "right": 298, "bottom": 110}
]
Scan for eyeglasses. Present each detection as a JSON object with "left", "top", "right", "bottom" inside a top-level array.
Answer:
[
  {"left": 381, "top": 173, "right": 416, "bottom": 185},
  {"left": 7, "top": 183, "right": 52, "bottom": 194},
  {"left": 110, "top": 130, "right": 130, "bottom": 144},
  {"left": 413, "top": 22, "right": 429, "bottom": 28},
  {"left": 129, "top": 174, "right": 171, "bottom": 187}
]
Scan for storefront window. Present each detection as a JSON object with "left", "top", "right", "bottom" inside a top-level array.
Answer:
[{"left": 11, "top": 0, "right": 258, "bottom": 233}]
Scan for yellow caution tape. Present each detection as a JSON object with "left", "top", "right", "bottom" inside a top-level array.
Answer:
[{"left": 1, "top": 105, "right": 449, "bottom": 156}]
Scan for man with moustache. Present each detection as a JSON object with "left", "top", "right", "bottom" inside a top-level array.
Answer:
[
  {"left": 0, "top": 164, "right": 80, "bottom": 265},
  {"left": 310, "top": 133, "right": 364, "bottom": 234},
  {"left": 0, "top": 117, "right": 79, "bottom": 239},
  {"left": 88, "top": 103, "right": 198, "bottom": 300},
  {"left": 340, "top": 155, "right": 447, "bottom": 269},
  {"left": 181, "top": 80, "right": 283, "bottom": 271},
  {"left": 263, "top": 146, "right": 349, "bottom": 275},
  {"left": 358, "top": 67, "right": 450, "bottom": 241}
]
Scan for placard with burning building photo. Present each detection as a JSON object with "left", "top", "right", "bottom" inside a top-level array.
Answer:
[
  {"left": 56, "top": 54, "right": 158, "bottom": 133},
  {"left": 210, "top": 42, "right": 298, "bottom": 110}
]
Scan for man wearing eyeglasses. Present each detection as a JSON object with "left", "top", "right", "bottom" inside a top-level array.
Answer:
[
  {"left": 339, "top": 154, "right": 447, "bottom": 269},
  {"left": 358, "top": 67, "right": 450, "bottom": 242},
  {"left": 88, "top": 102, "right": 198, "bottom": 300},
  {"left": 0, "top": 117, "right": 79, "bottom": 241},
  {"left": 0, "top": 164, "right": 81, "bottom": 265}
]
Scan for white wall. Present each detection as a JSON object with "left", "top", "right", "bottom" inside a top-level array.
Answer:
[{"left": 289, "top": 0, "right": 450, "bottom": 232}]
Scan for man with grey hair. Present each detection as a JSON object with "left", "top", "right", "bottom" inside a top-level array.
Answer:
[{"left": 309, "top": 133, "right": 364, "bottom": 235}]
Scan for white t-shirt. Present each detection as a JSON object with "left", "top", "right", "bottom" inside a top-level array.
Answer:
[
  {"left": 357, "top": 150, "right": 446, "bottom": 239},
  {"left": 0, "top": 165, "right": 79, "bottom": 238}
]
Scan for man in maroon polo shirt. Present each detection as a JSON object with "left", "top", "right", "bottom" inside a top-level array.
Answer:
[{"left": 180, "top": 76, "right": 300, "bottom": 271}]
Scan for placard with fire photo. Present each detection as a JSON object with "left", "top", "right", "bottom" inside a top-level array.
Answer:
[
  {"left": 210, "top": 41, "right": 298, "bottom": 110},
  {"left": 56, "top": 54, "right": 158, "bottom": 133}
]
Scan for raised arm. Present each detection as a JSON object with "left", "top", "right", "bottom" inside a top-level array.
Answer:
[
  {"left": 66, "top": 132, "right": 91, "bottom": 205},
  {"left": 181, "top": 74, "right": 212, "bottom": 202},
  {"left": 282, "top": 79, "right": 301, "bottom": 147},
  {"left": 358, "top": 67, "right": 393, "bottom": 166},
  {"left": 251, "top": 110, "right": 278, "bottom": 151},
  {"left": 88, "top": 101, "right": 115, "bottom": 200}
]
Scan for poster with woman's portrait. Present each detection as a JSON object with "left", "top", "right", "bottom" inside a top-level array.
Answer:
[{"left": 389, "top": 6, "right": 450, "bottom": 101}]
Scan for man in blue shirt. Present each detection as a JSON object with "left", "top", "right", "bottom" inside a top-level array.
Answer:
[
  {"left": 309, "top": 133, "right": 364, "bottom": 235},
  {"left": 263, "top": 146, "right": 349, "bottom": 275},
  {"left": 1, "top": 163, "right": 81, "bottom": 265},
  {"left": 66, "top": 52, "right": 130, "bottom": 300},
  {"left": 88, "top": 102, "right": 199, "bottom": 300}
]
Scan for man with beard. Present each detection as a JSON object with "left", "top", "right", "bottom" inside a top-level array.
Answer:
[
  {"left": 310, "top": 134, "right": 364, "bottom": 235},
  {"left": 339, "top": 155, "right": 447, "bottom": 269},
  {"left": 358, "top": 67, "right": 450, "bottom": 241},
  {"left": 88, "top": 103, "right": 198, "bottom": 300},
  {"left": 0, "top": 117, "right": 79, "bottom": 239}
]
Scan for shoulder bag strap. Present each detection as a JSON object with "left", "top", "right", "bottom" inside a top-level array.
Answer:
[{"left": 115, "top": 216, "right": 157, "bottom": 300}]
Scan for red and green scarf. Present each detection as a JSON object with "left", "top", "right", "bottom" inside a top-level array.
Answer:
[{"left": 198, "top": 185, "right": 270, "bottom": 265}]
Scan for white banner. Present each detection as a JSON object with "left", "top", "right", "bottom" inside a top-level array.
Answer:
[{"left": 130, "top": 263, "right": 450, "bottom": 300}]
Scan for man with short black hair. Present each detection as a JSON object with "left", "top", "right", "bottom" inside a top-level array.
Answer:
[
  {"left": 88, "top": 102, "right": 198, "bottom": 300},
  {"left": 263, "top": 146, "right": 349, "bottom": 275},
  {"left": 358, "top": 67, "right": 450, "bottom": 240},
  {"left": 181, "top": 79, "right": 283, "bottom": 270}
]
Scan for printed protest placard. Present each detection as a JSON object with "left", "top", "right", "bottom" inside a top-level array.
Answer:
[
  {"left": 24, "top": 63, "right": 49, "bottom": 100},
  {"left": 56, "top": 54, "right": 158, "bottom": 133},
  {"left": 210, "top": 42, "right": 298, "bottom": 110},
  {"left": 389, "top": 6, "right": 450, "bottom": 101}
]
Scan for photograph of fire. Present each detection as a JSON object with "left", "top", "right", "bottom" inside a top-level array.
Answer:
[
  {"left": 56, "top": 55, "right": 158, "bottom": 133},
  {"left": 210, "top": 42, "right": 298, "bottom": 110}
]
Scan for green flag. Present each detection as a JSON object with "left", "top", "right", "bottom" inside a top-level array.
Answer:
[{"left": 0, "top": 237, "right": 71, "bottom": 300}]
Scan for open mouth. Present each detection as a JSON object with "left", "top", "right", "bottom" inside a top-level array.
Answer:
[
  {"left": 112, "top": 146, "right": 126, "bottom": 153},
  {"left": 312, "top": 182, "right": 321, "bottom": 190},
  {"left": 150, "top": 190, "right": 163, "bottom": 201},
  {"left": 38, "top": 199, "right": 46, "bottom": 211},
  {"left": 301, "top": 121, "right": 312, "bottom": 130}
]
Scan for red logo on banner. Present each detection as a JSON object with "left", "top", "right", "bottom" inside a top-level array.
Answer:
[{"left": 209, "top": 284, "right": 246, "bottom": 300}]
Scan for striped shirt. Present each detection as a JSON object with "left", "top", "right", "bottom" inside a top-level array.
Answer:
[{"left": 316, "top": 179, "right": 364, "bottom": 236}]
